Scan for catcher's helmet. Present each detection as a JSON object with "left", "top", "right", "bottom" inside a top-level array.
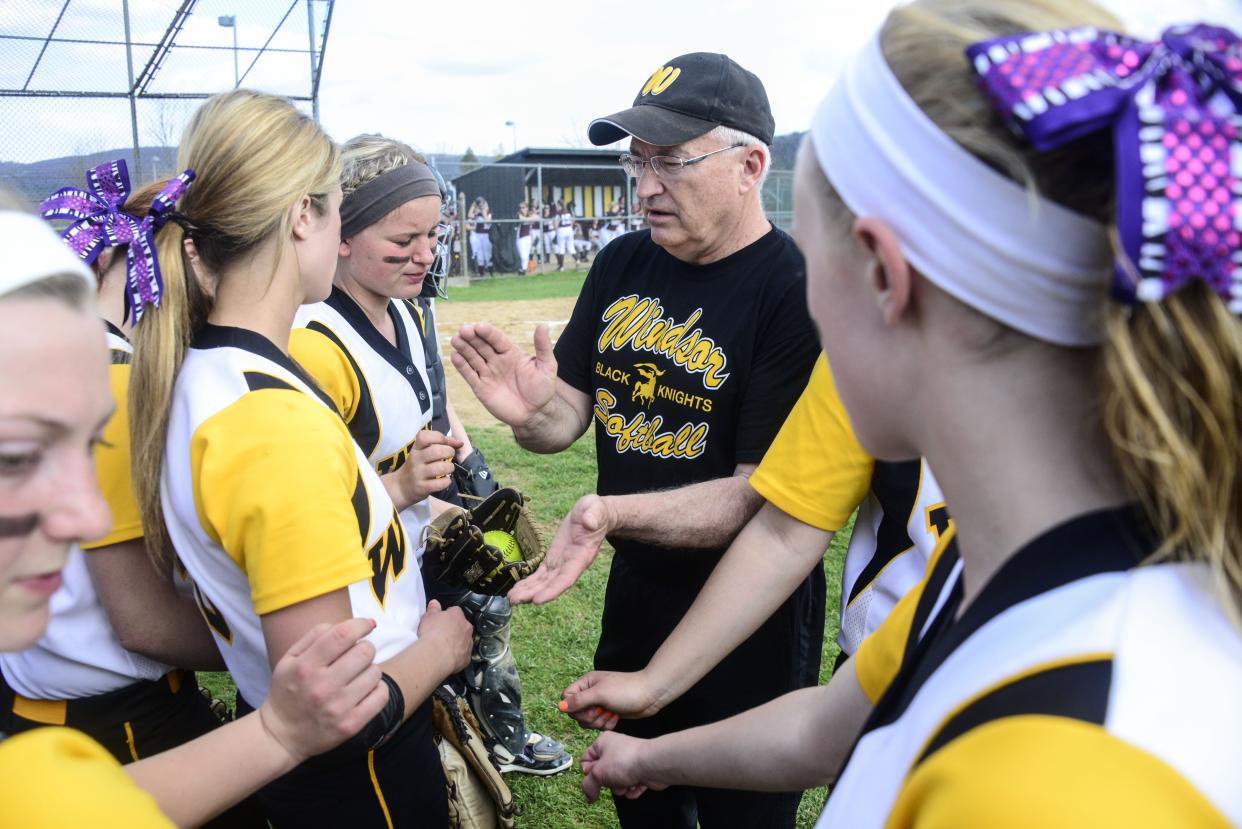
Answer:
[{"left": 422, "top": 164, "right": 451, "bottom": 299}]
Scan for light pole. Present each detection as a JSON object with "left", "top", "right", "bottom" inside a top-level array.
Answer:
[
  {"left": 218, "top": 15, "right": 239, "bottom": 89},
  {"left": 504, "top": 120, "right": 517, "bottom": 154}
]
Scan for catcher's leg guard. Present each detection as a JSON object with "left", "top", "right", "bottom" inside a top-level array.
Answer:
[
  {"left": 458, "top": 592, "right": 571, "bottom": 775},
  {"left": 460, "top": 592, "right": 523, "bottom": 753}
]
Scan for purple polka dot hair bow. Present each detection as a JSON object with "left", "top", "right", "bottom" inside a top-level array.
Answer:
[
  {"left": 968, "top": 24, "right": 1242, "bottom": 315},
  {"left": 39, "top": 158, "right": 195, "bottom": 323}
]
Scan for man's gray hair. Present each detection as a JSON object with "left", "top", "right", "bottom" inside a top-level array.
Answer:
[{"left": 710, "top": 125, "right": 771, "bottom": 191}]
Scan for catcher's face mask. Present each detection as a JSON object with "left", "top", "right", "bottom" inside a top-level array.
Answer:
[
  {"left": 423, "top": 222, "right": 451, "bottom": 299},
  {"left": 421, "top": 164, "right": 452, "bottom": 299}
]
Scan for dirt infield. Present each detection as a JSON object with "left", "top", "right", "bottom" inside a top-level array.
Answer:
[{"left": 434, "top": 296, "right": 579, "bottom": 429}]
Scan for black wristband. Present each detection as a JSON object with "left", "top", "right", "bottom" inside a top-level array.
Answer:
[
  {"left": 354, "top": 672, "right": 405, "bottom": 751},
  {"left": 453, "top": 448, "right": 499, "bottom": 499}
]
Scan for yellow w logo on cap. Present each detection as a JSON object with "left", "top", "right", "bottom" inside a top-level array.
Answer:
[{"left": 640, "top": 65, "right": 681, "bottom": 96}]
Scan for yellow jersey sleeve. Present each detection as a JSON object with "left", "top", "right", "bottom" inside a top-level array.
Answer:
[
  {"left": 749, "top": 353, "right": 874, "bottom": 532},
  {"left": 853, "top": 525, "right": 956, "bottom": 704},
  {"left": 191, "top": 390, "right": 373, "bottom": 615},
  {"left": 81, "top": 362, "right": 143, "bottom": 550},
  {"left": 288, "top": 326, "right": 360, "bottom": 422},
  {"left": 0, "top": 728, "right": 173, "bottom": 828},
  {"left": 886, "top": 716, "right": 1230, "bottom": 828}
]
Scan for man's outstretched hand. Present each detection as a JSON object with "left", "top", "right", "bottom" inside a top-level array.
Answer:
[
  {"left": 451, "top": 322, "right": 557, "bottom": 428},
  {"left": 507, "top": 493, "right": 613, "bottom": 604}
]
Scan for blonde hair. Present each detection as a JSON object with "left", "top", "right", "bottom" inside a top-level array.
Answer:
[
  {"left": 812, "top": 0, "right": 1242, "bottom": 621},
  {"left": 0, "top": 188, "right": 25, "bottom": 212},
  {"left": 339, "top": 134, "right": 425, "bottom": 197},
  {"left": 129, "top": 90, "right": 340, "bottom": 563},
  {"left": 1103, "top": 288, "right": 1242, "bottom": 623}
]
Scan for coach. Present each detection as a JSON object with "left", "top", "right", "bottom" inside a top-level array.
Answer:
[{"left": 451, "top": 53, "right": 821, "bottom": 827}]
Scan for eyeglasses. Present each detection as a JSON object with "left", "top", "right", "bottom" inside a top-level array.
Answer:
[{"left": 618, "top": 144, "right": 746, "bottom": 180}]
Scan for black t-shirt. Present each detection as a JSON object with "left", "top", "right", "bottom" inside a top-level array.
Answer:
[
  {"left": 555, "top": 225, "right": 822, "bottom": 723},
  {"left": 557, "top": 225, "right": 818, "bottom": 560}
]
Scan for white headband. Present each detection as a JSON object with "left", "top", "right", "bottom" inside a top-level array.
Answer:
[
  {"left": 0, "top": 210, "right": 94, "bottom": 298},
  {"left": 811, "top": 35, "right": 1114, "bottom": 347}
]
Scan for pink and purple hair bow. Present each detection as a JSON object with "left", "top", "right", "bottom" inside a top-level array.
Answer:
[
  {"left": 969, "top": 24, "right": 1242, "bottom": 315},
  {"left": 40, "top": 158, "right": 195, "bottom": 323}
]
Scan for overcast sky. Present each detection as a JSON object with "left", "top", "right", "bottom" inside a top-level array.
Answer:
[
  {"left": 3, "top": 0, "right": 1242, "bottom": 165},
  {"left": 317, "top": 0, "right": 1242, "bottom": 156}
]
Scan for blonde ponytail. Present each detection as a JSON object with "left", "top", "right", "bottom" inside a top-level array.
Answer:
[
  {"left": 129, "top": 221, "right": 208, "bottom": 564},
  {"left": 129, "top": 89, "right": 339, "bottom": 565},
  {"left": 1103, "top": 285, "right": 1242, "bottom": 624}
]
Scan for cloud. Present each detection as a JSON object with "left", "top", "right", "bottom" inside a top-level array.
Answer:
[
  {"left": 422, "top": 54, "right": 542, "bottom": 78},
  {"left": 5, "top": 0, "right": 1242, "bottom": 163}
]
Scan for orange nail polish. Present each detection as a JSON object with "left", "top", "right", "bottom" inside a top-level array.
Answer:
[{"left": 557, "top": 699, "right": 569, "bottom": 713}]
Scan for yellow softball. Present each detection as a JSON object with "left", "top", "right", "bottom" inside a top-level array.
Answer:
[{"left": 483, "top": 530, "right": 523, "bottom": 564}]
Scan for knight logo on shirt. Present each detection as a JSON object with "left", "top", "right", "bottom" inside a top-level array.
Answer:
[
  {"left": 640, "top": 65, "right": 681, "bottom": 97},
  {"left": 631, "top": 362, "right": 665, "bottom": 406}
]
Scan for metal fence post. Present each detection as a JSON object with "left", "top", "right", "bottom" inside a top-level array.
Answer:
[
  {"left": 122, "top": 0, "right": 141, "bottom": 175},
  {"left": 306, "top": 0, "right": 319, "bottom": 121},
  {"left": 457, "top": 192, "right": 469, "bottom": 281},
  {"left": 536, "top": 163, "right": 545, "bottom": 275},
  {"left": 625, "top": 174, "right": 633, "bottom": 231}
]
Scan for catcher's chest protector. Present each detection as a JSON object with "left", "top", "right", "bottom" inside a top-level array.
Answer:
[
  {"left": 415, "top": 296, "right": 452, "bottom": 435},
  {"left": 293, "top": 288, "right": 438, "bottom": 561}
]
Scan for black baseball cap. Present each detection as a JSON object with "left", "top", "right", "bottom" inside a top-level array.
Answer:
[{"left": 588, "top": 52, "right": 775, "bottom": 147}]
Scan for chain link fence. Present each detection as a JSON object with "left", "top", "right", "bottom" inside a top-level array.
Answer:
[
  {"left": 0, "top": 0, "right": 331, "bottom": 205},
  {"left": 443, "top": 159, "right": 795, "bottom": 280}
]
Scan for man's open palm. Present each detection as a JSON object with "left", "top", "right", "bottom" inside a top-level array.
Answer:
[{"left": 451, "top": 321, "right": 558, "bottom": 427}]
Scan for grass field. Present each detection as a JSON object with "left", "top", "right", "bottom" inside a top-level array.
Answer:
[
  {"left": 468, "top": 427, "right": 851, "bottom": 828},
  {"left": 443, "top": 268, "right": 590, "bottom": 304},
  {"left": 202, "top": 275, "right": 851, "bottom": 826}
]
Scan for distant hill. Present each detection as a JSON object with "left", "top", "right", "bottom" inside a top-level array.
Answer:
[
  {"left": 0, "top": 147, "right": 177, "bottom": 207},
  {"left": 771, "top": 131, "right": 802, "bottom": 171},
  {"left": 0, "top": 147, "right": 482, "bottom": 208},
  {"left": 1, "top": 138, "right": 787, "bottom": 211}
]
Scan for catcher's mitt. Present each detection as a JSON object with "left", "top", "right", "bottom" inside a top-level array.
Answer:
[
  {"left": 423, "top": 488, "right": 544, "bottom": 595},
  {"left": 432, "top": 686, "right": 518, "bottom": 829}
]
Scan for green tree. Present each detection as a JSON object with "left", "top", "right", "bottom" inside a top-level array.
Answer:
[{"left": 461, "top": 146, "right": 480, "bottom": 174}]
